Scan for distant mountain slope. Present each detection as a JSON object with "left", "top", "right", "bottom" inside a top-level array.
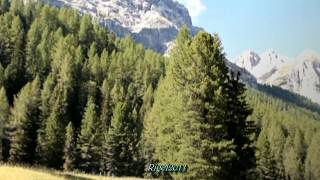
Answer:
[
  {"left": 236, "top": 50, "right": 320, "bottom": 104},
  {"left": 44, "top": 0, "right": 201, "bottom": 53},
  {"left": 253, "top": 84, "right": 320, "bottom": 114}
]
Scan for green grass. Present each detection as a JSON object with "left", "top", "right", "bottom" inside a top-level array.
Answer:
[{"left": 0, "top": 164, "right": 146, "bottom": 180}]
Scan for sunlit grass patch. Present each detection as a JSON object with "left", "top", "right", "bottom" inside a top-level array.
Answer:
[{"left": 0, "top": 164, "right": 146, "bottom": 180}]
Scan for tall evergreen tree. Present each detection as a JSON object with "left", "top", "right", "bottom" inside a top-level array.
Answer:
[
  {"left": 9, "top": 77, "right": 41, "bottom": 164},
  {"left": 256, "top": 128, "right": 279, "bottom": 180},
  {"left": 283, "top": 134, "right": 304, "bottom": 180},
  {"left": 146, "top": 28, "right": 256, "bottom": 179},
  {"left": 63, "top": 122, "right": 77, "bottom": 171},
  {"left": 304, "top": 132, "right": 320, "bottom": 180},
  {"left": 5, "top": 15, "right": 26, "bottom": 103},
  {"left": 100, "top": 79, "right": 113, "bottom": 130},
  {"left": 78, "top": 97, "right": 102, "bottom": 173},
  {"left": 225, "top": 72, "right": 256, "bottom": 179},
  {"left": 269, "top": 121, "right": 286, "bottom": 179},
  {"left": 0, "top": 87, "right": 9, "bottom": 161},
  {"left": 25, "top": 19, "right": 42, "bottom": 79},
  {"left": 78, "top": 14, "right": 93, "bottom": 50},
  {"left": 37, "top": 91, "right": 68, "bottom": 168},
  {"left": 102, "top": 101, "right": 140, "bottom": 176}
]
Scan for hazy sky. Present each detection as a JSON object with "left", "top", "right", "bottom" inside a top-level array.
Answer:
[{"left": 178, "top": 0, "right": 320, "bottom": 60}]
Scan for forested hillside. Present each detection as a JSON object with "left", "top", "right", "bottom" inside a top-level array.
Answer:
[
  {"left": 0, "top": 0, "right": 319, "bottom": 179},
  {"left": 246, "top": 88, "right": 320, "bottom": 179}
]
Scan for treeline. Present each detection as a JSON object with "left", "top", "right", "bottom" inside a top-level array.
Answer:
[{"left": 0, "top": 0, "right": 319, "bottom": 179}]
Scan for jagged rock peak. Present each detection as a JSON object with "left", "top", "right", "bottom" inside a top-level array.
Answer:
[
  {"left": 46, "top": 0, "right": 192, "bottom": 32},
  {"left": 44, "top": 0, "right": 199, "bottom": 53}
]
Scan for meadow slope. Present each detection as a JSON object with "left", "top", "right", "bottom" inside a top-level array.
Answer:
[{"left": 0, "top": 165, "right": 145, "bottom": 180}]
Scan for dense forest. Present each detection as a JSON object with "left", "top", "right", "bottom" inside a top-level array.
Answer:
[{"left": 0, "top": 0, "right": 319, "bottom": 179}]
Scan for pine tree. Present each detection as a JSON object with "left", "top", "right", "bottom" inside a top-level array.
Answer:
[
  {"left": 102, "top": 101, "right": 138, "bottom": 176},
  {"left": 78, "top": 97, "right": 102, "bottom": 173},
  {"left": 63, "top": 122, "right": 77, "bottom": 171},
  {"left": 224, "top": 72, "right": 256, "bottom": 179},
  {"left": 9, "top": 77, "right": 41, "bottom": 164},
  {"left": 39, "top": 74, "right": 56, "bottom": 123},
  {"left": 0, "top": 87, "right": 9, "bottom": 161},
  {"left": 78, "top": 14, "right": 93, "bottom": 50},
  {"left": 256, "top": 128, "right": 279, "bottom": 180},
  {"left": 26, "top": 19, "right": 42, "bottom": 79},
  {"left": 304, "top": 132, "right": 320, "bottom": 180},
  {"left": 283, "top": 135, "right": 303, "bottom": 180},
  {"left": 100, "top": 79, "right": 113, "bottom": 130},
  {"left": 37, "top": 92, "right": 68, "bottom": 168},
  {"left": 5, "top": 15, "right": 26, "bottom": 103},
  {"left": 146, "top": 28, "right": 255, "bottom": 179},
  {"left": 26, "top": 25, "right": 52, "bottom": 80},
  {"left": 269, "top": 121, "right": 286, "bottom": 179}
]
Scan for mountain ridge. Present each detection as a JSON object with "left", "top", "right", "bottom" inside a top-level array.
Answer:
[
  {"left": 43, "top": 0, "right": 201, "bottom": 53},
  {"left": 235, "top": 49, "right": 320, "bottom": 104}
]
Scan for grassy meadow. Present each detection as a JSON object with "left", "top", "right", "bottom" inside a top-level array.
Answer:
[{"left": 0, "top": 164, "right": 145, "bottom": 180}]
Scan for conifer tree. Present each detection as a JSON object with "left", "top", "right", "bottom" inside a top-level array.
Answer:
[
  {"left": 5, "top": 15, "right": 26, "bottom": 102},
  {"left": 256, "top": 128, "right": 279, "bottom": 180},
  {"left": 304, "top": 132, "right": 320, "bottom": 180},
  {"left": 102, "top": 101, "right": 138, "bottom": 176},
  {"left": 100, "top": 79, "right": 113, "bottom": 130},
  {"left": 0, "top": 87, "right": 9, "bottom": 161},
  {"left": 9, "top": 77, "right": 41, "bottom": 164},
  {"left": 146, "top": 28, "right": 255, "bottom": 179},
  {"left": 78, "top": 97, "right": 102, "bottom": 173},
  {"left": 26, "top": 20, "right": 42, "bottom": 79},
  {"left": 37, "top": 91, "right": 68, "bottom": 168},
  {"left": 79, "top": 14, "right": 93, "bottom": 50},
  {"left": 63, "top": 122, "right": 77, "bottom": 171},
  {"left": 26, "top": 26, "right": 53, "bottom": 79},
  {"left": 269, "top": 121, "right": 286, "bottom": 179},
  {"left": 225, "top": 72, "right": 256, "bottom": 179},
  {"left": 39, "top": 74, "right": 56, "bottom": 123},
  {"left": 283, "top": 135, "right": 303, "bottom": 180}
]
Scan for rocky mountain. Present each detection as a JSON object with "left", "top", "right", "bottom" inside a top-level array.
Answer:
[
  {"left": 42, "top": 0, "right": 257, "bottom": 85},
  {"left": 235, "top": 49, "right": 290, "bottom": 82},
  {"left": 235, "top": 49, "right": 320, "bottom": 104},
  {"left": 43, "top": 0, "right": 201, "bottom": 53}
]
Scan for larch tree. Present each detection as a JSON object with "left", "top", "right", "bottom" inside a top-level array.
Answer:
[
  {"left": 256, "top": 128, "right": 279, "bottom": 180},
  {"left": 78, "top": 97, "right": 102, "bottom": 173},
  {"left": 9, "top": 77, "right": 41, "bottom": 164},
  {"left": 5, "top": 15, "right": 26, "bottom": 103},
  {"left": 63, "top": 122, "right": 77, "bottom": 171},
  {"left": 0, "top": 87, "right": 9, "bottom": 161},
  {"left": 102, "top": 100, "right": 140, "bottom": 176},
  {"left": 304, "top": 132, "right": 320, "bottom": 180},
  {"left": 146, "top": 27, "right": 255, "bottom": 179}
]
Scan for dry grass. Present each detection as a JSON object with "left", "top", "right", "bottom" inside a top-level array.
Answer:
[{"left": 0, "top": 164, "right": 146, "bottom": 180}]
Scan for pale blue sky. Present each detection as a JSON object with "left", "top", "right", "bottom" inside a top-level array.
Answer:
[{"left": 178, "top": 0, "right": 320, "bottom": 60}]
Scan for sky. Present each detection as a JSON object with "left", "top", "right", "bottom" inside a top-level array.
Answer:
[{"left": 177, "top": 0, "right": 320, "bottom": 60}]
